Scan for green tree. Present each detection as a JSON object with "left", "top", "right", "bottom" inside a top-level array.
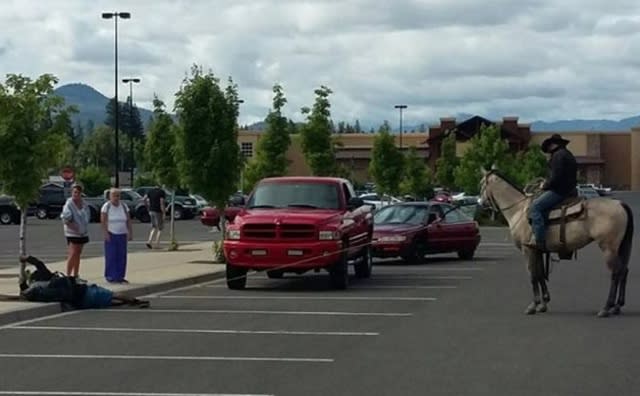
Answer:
[
  {"left": 77, "top": 125, "right": 117, "bottom": 170},
  {"left": 300, "top": 86, "right": 337, "bottom": 176},
  {"left": 400, "top": 146, "right": 434, "bottom": 199},
  {"left": 354, "top": 119, "right": 362, "bottom": 133},
  {"left": 174, "top": 65, "right": 241, "bottom": 234},
  {"left": 513, "top": 144, "right": 547, "bottom": 186},
  {"left": 435, "top": 132, "right": 459, "bottom": 190},
  {"left": 369, "top": 122, "right": 405, "bottom": 197},
  {"left": 145, "top": 96, "right": 181, "bottom": 249},
  {"left": 454, "top": 124, "right": 515, "bottom": 195},
  {"left": 244, "top": 84, "right": 291, "bottom": 191},
  {"left": 0, "top": 73, "right": 72, "bottom": 281},
  {"left": 77, "top": 165, "right": 110, "bottom": 196}
]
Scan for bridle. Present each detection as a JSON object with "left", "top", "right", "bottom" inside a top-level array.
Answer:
[{"left": 480, "top": 173, "right": 529, "bottom": 213}]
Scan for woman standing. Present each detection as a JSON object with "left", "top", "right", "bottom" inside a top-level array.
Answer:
[
  {"left": 61, "top": 184, "right": 90, "bottom": 278},
  {"left": 100, "top": 188, "right": 132, "bottom": 283}
]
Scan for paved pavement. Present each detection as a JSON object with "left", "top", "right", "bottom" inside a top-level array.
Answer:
[
  {"left": 0, "top": 193, "right": 639, "bottom": 395},
  {"left": 0, "top": 218, "right": 219, "bottom": 269}
]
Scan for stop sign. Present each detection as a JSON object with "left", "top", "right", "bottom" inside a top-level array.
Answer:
[{"left": 61, "top": 167, "right": 75, "bottom": 182}]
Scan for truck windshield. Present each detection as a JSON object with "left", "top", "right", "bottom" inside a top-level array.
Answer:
[{"left": 248, "top": 182, "right": 341, "bottom": 210}]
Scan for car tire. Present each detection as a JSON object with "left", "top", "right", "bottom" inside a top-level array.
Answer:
[
  {"left": 137, "top": 208, "right": 150, "bottom": 223},
  {"left": 0, "top": 210, "right": 12, "bottom": 225},
  {"left": 457, "top": 249, "right": 475, "bottom": 260},
  {"left": 35, "top": 206, "right": 48, "bottom": 220},
  {"left": 402, "top": 239, "right": 425, "bottom": 264},
  {"left": 354, "top": 245, "right": 373, "bottom": 278},
  {"left": 266, "top": 270, "right": 284, "bottom": 279},
  {"left": 329, "top": 243, "right": 349, "bottom": 290},
  {"left": 173, "top": 206, "right": 184, "bottom": 220},
  {"left": 226, "top": 262, "right": 248, "bottom": 290}
]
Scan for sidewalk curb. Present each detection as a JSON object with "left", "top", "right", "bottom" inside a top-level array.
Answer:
[{"left": 0, "top": 269, "right": 226, "bottom": 327}]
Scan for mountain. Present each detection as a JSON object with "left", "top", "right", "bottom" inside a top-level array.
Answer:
[
  {"left": 54, "top": 83, "right": 154, "bottom": 132},
  {"left": 530, "top": 116, "right": 640, "bottom": 132}
]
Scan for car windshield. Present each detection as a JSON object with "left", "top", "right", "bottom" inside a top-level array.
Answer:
[
  {"left": 374, "top": 205, "right": 429, "bottom": 225},
  {"left": 247, "top": 182, "right": 340, "bottom": 210}
]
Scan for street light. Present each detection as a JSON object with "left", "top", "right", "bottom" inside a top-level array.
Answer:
[
  {"left": 122, "top": 77, "right": 141, "bottom": 186},
  {"left": 102, "top": 11, "right": 131, "bottom": 187},
  {"left": 394, "top": 104, "right": 408, "bottom": 150}
]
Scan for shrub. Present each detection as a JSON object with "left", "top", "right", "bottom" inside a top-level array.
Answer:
[{"left": 77, "top": 166, "right": 110, "bottom": 196}]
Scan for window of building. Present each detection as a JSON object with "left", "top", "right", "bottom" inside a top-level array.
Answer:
[{"left": 241, "top": 142, "right": 253, "bottom": 158}]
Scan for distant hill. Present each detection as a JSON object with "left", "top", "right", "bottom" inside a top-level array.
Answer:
[
  {"left": 54, "top": 83, "right": 155, "bottom": 132},
  {"left": 55, "top": 83, "right": 640, "bottom": 133}
]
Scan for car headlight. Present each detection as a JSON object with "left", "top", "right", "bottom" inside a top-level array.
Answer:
[
  {"left": 319, "top": 230, "right": 340, "bottom": 240},
  {"left": 378, "top": 235, "right": 406, "bottom": 242},
  {"left": 226, "top": 229, "right": 240, "bottom": 240}
]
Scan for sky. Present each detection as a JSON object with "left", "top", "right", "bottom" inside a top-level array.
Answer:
[{"left": 1, "top": 0, "right": 640, "bottom": 128}]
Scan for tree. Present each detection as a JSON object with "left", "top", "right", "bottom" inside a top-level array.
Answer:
[
  {"left": 400, "top": 146, "right": 434, "bottom": 199},
  {"left": 244, "top": 84, "right": 291, "bottom": 192},
  {"left": 354, "top": 119, "right": 362, "bottom": 133},
  {"left": 77, "top": 125, "right": 118, "bottom": 170},
  {"left": 0, "top": 73, "right": 72, "bottom": 282},
  {"left": 174, "top": 65, "right": 242, "bottom": 236},
  {"left": 145, "top": 96, "right": 181, "bottom": 249},
  {"left": 369, "top": 122, "right": 405, "bottom": 197},
  {"left": 419, "top": 123, "right": 427, "bottom": 133},
  {"left": 435, "top": 132, "right": 459, "bottom": 190},
  {"left": 513, "top": 144, "right": 547, "bottom": 187},
  {"left": 454, "top": 124, "right": 515, "bottom": 195},
  {"left": 300, "top": 86, "right": 337, "bottom": 176},
  {"left": 77, "top": 165, "right": 110, "bottom": 196}
]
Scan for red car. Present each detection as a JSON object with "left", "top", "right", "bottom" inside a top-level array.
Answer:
[
  {"left": 200, "top": 194, "right": 247, "bottom": 229},
  {"left": 372, "top": 202, "right": 480, "bottom": 263}
]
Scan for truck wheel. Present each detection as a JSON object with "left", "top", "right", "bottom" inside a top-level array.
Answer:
[
  {"left": 35, "top": 206, "right": 48, "bottom": 220},
  {"left": 329, "top": 245, "right": 349, "bottom": 290},
  {"left": 137, "top": 208, "right": 150, "bottom": 223},
  {"left": 0, "top": 210, "right": 12, "bottom": 225},
  {"left": 267, "top": 270, "right": 284, "bottom": 279},
  {"left": 354, "top": 245, "right": 373, "bottom": 278},
  {"left": 226, "top": 262, "right": 248, "bottom": 290},
  {"left": 173, "top": 206, "right": 184, "bottom": 220}
]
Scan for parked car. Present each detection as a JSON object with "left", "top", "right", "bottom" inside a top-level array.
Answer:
[
  {"left": 0, "top": 195, "right": 21, "bottom": 225},
  {"left": 578, "top": 183, "right": 611, "bottom": 196},
  {"left": 372, "top": 202, "right": 481, "bottom": 263},
  {"left": 33, "top": 183, "right": 102, "bottom": 222},
  {"left": 103, "top": 188, "right": 148, "bottom": 222},
  {"left": 223, "top": 177, "right": 374, "bottom": 290},
  {"left": 200, "top": 193, "right": 248, "bottom": 229},
  {"left": 358, "top": 193, "right": 402, "bottom": 209},
  {"left": 191, "top": 194, "right": 208, "bottom": 212},
  {"left": 135, "top": 187, "right": 198, "bottom": 220},
  {"left": 577, "top": 185, "right": 600, "bottom": 199}
]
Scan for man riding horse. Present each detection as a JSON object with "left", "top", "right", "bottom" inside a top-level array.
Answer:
[{"left": 528, "top": 133, "right": 578, "bottom": 251}]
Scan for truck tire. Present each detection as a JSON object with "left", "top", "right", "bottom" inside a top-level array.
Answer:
[
  {"left": 173, "top": 205, "right": 184, "bottom": 220},
  {"left": 137, "top": 207, "right": 150, "bottom": 223},
  {"left": 35, "top": 206, "right": 48, "bottom": 220},
  {"left": 226, "top": 262, "right": 248, "bottom": 290},
  {"left": 329, "top": 243, "right": 349, "bottom": 289},
  {"left": 354, "top": 245, "right": 373, "bottom": 278},
  {"left": 266, "top": 270, "right": 284, "bottom": 279},
  {"left": 0, "top": 210, "right": 13, "bottom": 225}
]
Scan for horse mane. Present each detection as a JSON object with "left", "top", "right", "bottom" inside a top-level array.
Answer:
[{"left": 487, "top": 170, "right": 525, "bottom": 195}]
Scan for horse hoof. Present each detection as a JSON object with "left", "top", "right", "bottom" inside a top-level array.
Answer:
[
  {"left": 543, "top": 295, "right": 551, "bottom": 303},
  {"left": 597, "top": 309, "right": 610, "bottom": 318},
  {"left": 536, "top": 304, "right": 548, "bottom": 313},
  {"left": 525, "top": 303, "right": 537, "bottom": 315},
  {"left": 609, "top": 306, "right": 621, "bottom": 315}
]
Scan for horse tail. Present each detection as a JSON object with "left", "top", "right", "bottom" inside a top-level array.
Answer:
[{"left": 618, "top": 202, "right": 634, "bottom": 268}]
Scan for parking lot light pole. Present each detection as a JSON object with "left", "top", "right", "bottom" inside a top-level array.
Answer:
[
  {"left": 122, "top": 77, "right": 141, "bottom": 187},
  {"left": 394, "top": 104, "right": 408, "bottom": 150},
  {"left": 102, "top": 11, "right": 131, "bottom": 187}
]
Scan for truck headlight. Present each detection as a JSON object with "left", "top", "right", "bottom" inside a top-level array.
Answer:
[
  {"left": 379, "top": 235, "right": 406, "bottom": 242},
  {"left": 226, "top": 229, "right": 240, "bottom": 240},
  {"left": 319, "top": 230, "right": 339, "bottom": 240}
]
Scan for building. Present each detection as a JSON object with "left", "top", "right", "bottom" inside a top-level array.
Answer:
[{"left": 236, "top": 118, "right": 640, "bottom": 190}]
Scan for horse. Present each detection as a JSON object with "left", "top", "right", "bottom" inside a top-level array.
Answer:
[{"left": 478, "top": 168, "right": 634, "bottom": 317}]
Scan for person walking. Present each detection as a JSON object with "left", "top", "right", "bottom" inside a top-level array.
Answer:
[
  {"left": 144, "top": 184, "right": 166, "bottom": 249},
  {"left": 61, "top": 184, "right": 90, "bottom": 278},
  {"left": 101, "top": 188, "right": 132, "bottom": 283}
]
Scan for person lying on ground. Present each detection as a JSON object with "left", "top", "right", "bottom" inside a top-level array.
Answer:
[{"left": 2, "top": 256, "right": 150, "bottom": 309}]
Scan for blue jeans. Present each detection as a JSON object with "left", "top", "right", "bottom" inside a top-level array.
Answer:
[{"left": 530, "top": 190, "right": 565, "bottom": 245}]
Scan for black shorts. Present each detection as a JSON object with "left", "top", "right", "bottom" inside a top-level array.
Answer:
[{"left": 67, "top": 236, "right": 89, "bottom": 245}]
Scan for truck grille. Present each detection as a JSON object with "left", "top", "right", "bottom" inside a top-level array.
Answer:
[
  {"left": 242, "top": 223, "right": 316, "bottom": 240},
  {"left": 280, "top": 224, "right": 316, "bottom": 239}
]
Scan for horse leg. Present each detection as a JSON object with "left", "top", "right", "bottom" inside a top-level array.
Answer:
[
  {"left": 525, "top": 251, "right": 543, "bottom": 315},
  {"left": 598, "top": 248, "right": 624, "bottom": 317},
  {"left": 612, "top": 267, "right": 629, "bottom": 315},
  {"left": 536, "top": 278, "right": 550, "bottom": 313}
]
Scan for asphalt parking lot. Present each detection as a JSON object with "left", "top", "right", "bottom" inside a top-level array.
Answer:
[
  {"left": 0, "top": 217, "right": 218, "bottom": 269},
  {"left": 1, "top": 193, "right": 640, "bottom": 395}
]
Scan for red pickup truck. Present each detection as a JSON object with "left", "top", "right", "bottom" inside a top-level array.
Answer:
[{"left": 223, "top": 176, "right": 374, "bottom": 290}]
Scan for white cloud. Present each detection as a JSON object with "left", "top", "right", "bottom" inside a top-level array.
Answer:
[{"left": 1, "top": 0, "right": 640, "bottom": 128}]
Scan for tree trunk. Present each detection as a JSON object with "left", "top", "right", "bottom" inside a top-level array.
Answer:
[{"left": 18, "top": 209, "right": 27, "bottom": 284}]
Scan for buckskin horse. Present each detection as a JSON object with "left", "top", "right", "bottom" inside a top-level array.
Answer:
[{"left": 478, "top": 168, "right": 634, "bottom": 317}]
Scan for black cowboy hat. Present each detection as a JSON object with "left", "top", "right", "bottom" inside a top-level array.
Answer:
[{"left": 541, "top": 133, "right": 570, "bottom": 153}]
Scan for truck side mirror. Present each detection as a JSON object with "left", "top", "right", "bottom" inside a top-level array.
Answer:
[{"left": 348, "top": 197, "right": 364, "bottom": 210}]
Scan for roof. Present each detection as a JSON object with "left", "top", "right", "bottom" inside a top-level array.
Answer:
[
  {"left": 335, "top": 147, "right": 429, "bottom": 160},
  {"left": 259, "top": 176, "right": 349, "bottom": 184},
  {"left": 575, "top": 156, "right": 605, "bottom": 165}
]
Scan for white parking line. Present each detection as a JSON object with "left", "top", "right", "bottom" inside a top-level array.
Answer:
[
  {"left": 0, "top": 311, "right": 80, "bottom": 330},
  {"left": 373, "top": 267, "right": 485, "bottom": 271},
  {"left": 12, "top": 325, "right": 379, "bottom": 337},
  {"left": 0, "top": 393, "right": 272, "bottom": 396},
  {"left": 159, "top": 295, "right": 437, "bottom": 301},
  {"left": 372, "top": 275, "right": 472, "bottom": 280},
  {"left": 205, "top": 285, "right": 456, "bottom": 290},
  {"left": 0, "top": 353, "right": 333, "bottom": 363},
  {"left": 103, "top": 309, "right": 413, "bottom": 317}
]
